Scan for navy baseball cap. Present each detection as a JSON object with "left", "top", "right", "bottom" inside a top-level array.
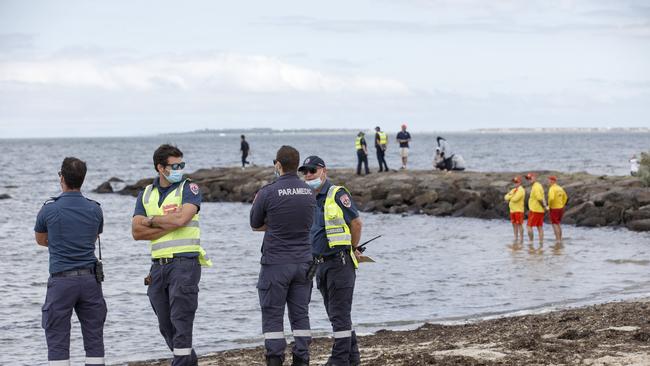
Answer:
[{"left": 298, "top": 155, "right": 326, "bottom": 172}]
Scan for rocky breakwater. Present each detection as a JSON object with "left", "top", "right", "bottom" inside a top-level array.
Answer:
[{"left": 95, "top": 168, "right": 650, "bottom": 232}]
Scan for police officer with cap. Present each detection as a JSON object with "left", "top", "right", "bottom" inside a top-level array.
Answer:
[
  {"left": 299, "top": 156, "right": 363, "bottom": 366},
  {"left": 132, "top": 144, "right": 212, "bottom": 366},
  {"left": 250, "top": 145, "right": 316, "bottom": 366},
  {"left": 35, "top": 157, "right": 107, "bottom": 366}
]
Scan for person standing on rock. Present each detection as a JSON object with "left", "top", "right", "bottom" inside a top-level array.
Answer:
[
  {"left": 504, "top": 176, "right": 525, "bottom": 244},
  {"left": 35, "top": 157, "right": 107, "bottom": 366},
  {"left": 374, "top": 126, "right": 389, "bottom": 172},
  {"left": 355, "top": 131, "right": 370, "bottom": 175},
  {"left": 300, "top": 155, "right": 363, "bottom": 366},
  {"left": 396, "top": 124, "right": 411, "bottom": 169},
  {"left": 132, "top": 144, "right": 212, "bottom": 366},
  {"left": 630, "top": 155, "right": 640, "bottom": 177},
  {"left": 249, "top": 146, "right": 316, "bottom": 366},
  {"left": 241, "top": 134, "right": 251, "bottom": 169},
  {"left": 547, "top": 176, "right": 568, "bottom": 242},
  {"left": 525, "top": 172, "right": 547, "bottom": 246}
]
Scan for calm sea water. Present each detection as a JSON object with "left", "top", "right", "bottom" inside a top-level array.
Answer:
[{"left": 0, "top": 132, "right": 649, "bottom": 365}]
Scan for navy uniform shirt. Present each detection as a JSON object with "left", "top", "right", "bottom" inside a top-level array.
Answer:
[
  {"left": 35, "top": 192, "right": 104, "bottom": 274},
  {"left": 311, "top": 179, "right": 359, "bottom": 257},
  {"left": 396, "top": 131, "right": 411, "bottom": 148},
  {"left": 250, "top": 173, "right": 316, "bottom": 264},
  {"left": 133, "top": 177, "right": 202, "bottom": 257}
]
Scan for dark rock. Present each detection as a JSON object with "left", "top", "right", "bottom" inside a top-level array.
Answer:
[
  {"left": 627, "top": 219, "right": 650, "bottom": 232},
  {"left": 108, "top": 177, "right": 124, "bottom": 182},
  {"left": 413, "top": 191, "right": 438, "bottom": 208},
  {"left": 578, "top": 216, "right": 608, "bottom": 227},
  {"left": 94, "top": 182, "right": 113, "bottom": 193},
  {"left": 383, "top": 193, "right": 405, "bottom": 207},
  {"left": 0, "top": 193, "right": 10, "bottom": 200}
]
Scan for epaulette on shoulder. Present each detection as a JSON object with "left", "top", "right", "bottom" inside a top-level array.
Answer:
[
  {"left": 86, "top": 198, "right": 101, "bottom": 206},
  {"left": 43, "top": 196, "right": 59, "bottom": 205}
]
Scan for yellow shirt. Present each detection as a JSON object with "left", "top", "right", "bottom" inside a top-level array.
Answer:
[
  {"left": 548, "top": 183, "right": 568, "bottom": 209},
  {"left": 504, "top": 186, "right": 525, "bottom": 213},
  {"left": 528, "top": 182, "right": 545, "bottom": 213}
]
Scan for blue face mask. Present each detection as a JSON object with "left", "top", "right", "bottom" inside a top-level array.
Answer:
[
  {"left": 306, "top": 177, "right": 322, "bottom": 190},
  {"left": 166, "top": 169, "right": 184, "bottom": 183}
]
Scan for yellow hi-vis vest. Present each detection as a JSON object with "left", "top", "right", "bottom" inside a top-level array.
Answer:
[
  {"left": 142, "top": 180, "right": 212, "bottom": 267},
  {"left": 355, "top": 136, "right": 363, "bottom": 150},
  {"left": 324, "top": 185, "right": 358, "bottom": 269},
  {"left": 377, "top": 131, "right": 387, "bottom": 145}
]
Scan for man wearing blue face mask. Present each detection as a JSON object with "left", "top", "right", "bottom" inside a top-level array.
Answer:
[
  {"left": 299, "top": 156, "right": 363, "bottom": 366},
  {"left": 132, "top": 144, "right": 212, "bottom": 366}
]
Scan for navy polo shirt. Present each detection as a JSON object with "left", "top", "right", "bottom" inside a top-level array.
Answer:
[
  {"left": 250, "top": 173, "right": 316, "bottom": 264},
  {"left": 311, "top": 179, "right": 359, "bottom": 257},
  {"left": 133, "top": 177, "right": 202, "bottom": 257},
  {"left": 35, "top": 191, "right": 104, "bottom": 274},
  {"left": 396, "top": 131, "right": 411, "bottom": 148}
]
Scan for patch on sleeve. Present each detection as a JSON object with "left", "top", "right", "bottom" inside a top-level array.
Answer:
[
  {"left": 189, "top": 183, "right": 200, "bottom": 195},
  {"left": 340, "top": 194, "right": 352, "bottom": 208}
]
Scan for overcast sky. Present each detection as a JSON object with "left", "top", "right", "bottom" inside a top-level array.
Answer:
[{"left": 1, "top": 0, "right": 649, "bottom": 137}]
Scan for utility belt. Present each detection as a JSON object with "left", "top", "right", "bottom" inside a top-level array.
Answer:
[
  {"left": 308, "top": 249, "right": 351, "bottom": 281},
  {"left": 151, "top": 256, "right": 198, "bottom": 266},
  {"left": 51, "top": 267, "right": 95, "bottom": 278}
]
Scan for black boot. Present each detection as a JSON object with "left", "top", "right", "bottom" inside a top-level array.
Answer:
[
  {"left": 267, "top": 355, "right": 283, "bottom": 366},
  {"left": 291, "top": 354, "right": 309, "bottom": 366}
]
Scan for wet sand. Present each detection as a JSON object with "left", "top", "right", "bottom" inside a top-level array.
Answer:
[{"left": 129, "top": 299, "right": 650, "bottom": 366}]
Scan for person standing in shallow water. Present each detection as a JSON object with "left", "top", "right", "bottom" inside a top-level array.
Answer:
[
  {"left": 241, "top": 134, "right": 251, "bottom": 169},
  {"left": 525, "top": 172, "right": 547, "bottom": 247},
  {"left": 35, "top": 157, "right": 107, "bottom": 366},
  {"left": 547, "top": 176, "right": 568, "bottom": 243},
  {"left": 504, "top": 176, "right": 525, "bottom": 245}
]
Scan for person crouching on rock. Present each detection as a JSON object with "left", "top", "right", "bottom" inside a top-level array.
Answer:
[
  {"left": 504, "top": 176, "right": 525, "bottom": 245},
  {"left": 525, "top": 172, "right": 547, "bottom": 247},
  {"left": 547, "top": 176, "right": 568, "bottom": 243}
]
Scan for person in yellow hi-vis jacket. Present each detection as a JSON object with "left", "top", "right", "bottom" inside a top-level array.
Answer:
[
  {"left": 132, "top": 144, "right": 212, "bottom": 366},
  {"left": 525, "top": 172, "right": 547, "bottom": 246},
  {"left": 504, "top": 176, "right": 525, "bottom": 244},
  {"left": 547, "top": 175, "right": 568, "bottom": 243}
]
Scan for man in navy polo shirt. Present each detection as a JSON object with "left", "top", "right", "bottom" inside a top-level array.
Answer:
[
  {"left": 35, "top": 157, "right": 106, "bottom": 366},
  {"left": 250, "top": 145, "right": 315, "bottom": 366},
  {"left": 300, "top": 156, "right": 363, "bottom": 366}
]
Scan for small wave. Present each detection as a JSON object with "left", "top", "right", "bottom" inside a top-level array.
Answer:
[{"left": 605, "top": 259, "right": 650, "bottom": 266}]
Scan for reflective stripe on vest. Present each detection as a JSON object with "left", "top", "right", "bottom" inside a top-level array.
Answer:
[
  {"left": 324, "top": 185, "right": 358, "bottom": 268},
  {"left": 142, "top": 180, "right": 212, "bottom": 267},
  {"left": 355, "top": 136, "right": 363, "bottom": 150},
  {"left": 378, "top": 131, "right": 387, "bottom": 145}
]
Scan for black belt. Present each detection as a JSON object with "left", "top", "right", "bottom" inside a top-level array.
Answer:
[
  {"left": 152, "top": 256, "right": 197, "bottom": 265},
  {"left": 52, "top": 268, "right": 94, "bottom": 277},
  {"left": 318, "top": 250, "right": 348, "bottom": 262}
]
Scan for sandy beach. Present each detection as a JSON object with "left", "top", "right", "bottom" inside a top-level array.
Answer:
[{"left": 128, "top": 299, "right": 650, "bottom": 366}]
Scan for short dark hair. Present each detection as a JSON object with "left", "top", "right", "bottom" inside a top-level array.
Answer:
[
  {"left": 153, "top": 144, "right": 183, "bottom": 172},
  {"left": 241, "top": 134, "right": 245, "bottom": 139},
  {"left": 276, "top": 145, "right": 300, "bottom": 172},
  {"left": 60, "top": 157, "right": 87, "bottom": 189}
]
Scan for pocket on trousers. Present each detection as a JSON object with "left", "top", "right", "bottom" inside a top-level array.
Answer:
[
  {"left": 257, "top": 280, "right": 271, "bottom": 306},
  {"left": 181, "top": 285, "right": 199, "bottom": 294}
]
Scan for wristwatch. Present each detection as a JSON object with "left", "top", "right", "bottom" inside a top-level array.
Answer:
[{"left": 146, "top": 216, "right": 154, "bottom": 227}]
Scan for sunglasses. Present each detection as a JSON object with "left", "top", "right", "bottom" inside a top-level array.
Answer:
[
  {"left": 166, "top": 162, "right": 185, "bottom": 170},
  {"left": 301, "top": 167, "right": 318, "bottom": 175}
]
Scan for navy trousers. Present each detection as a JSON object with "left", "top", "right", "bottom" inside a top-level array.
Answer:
[
  {"left": 376, "top": 148, "right": 388, "bottom": 171},
  {"left": 356, "top": 150, "right": 369, "bottom": 175},
  {"left": 257, "top": 262, "right": 312, "bottom": 362},
  {"left": 316, "top": 251, "right": 360, "bottom": 366},
  {"left": 42, "top": 273, "right": 107, "bottom": 366},
  {"left": 148, "top": 257, "right": 201, "bottom": 366}
]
